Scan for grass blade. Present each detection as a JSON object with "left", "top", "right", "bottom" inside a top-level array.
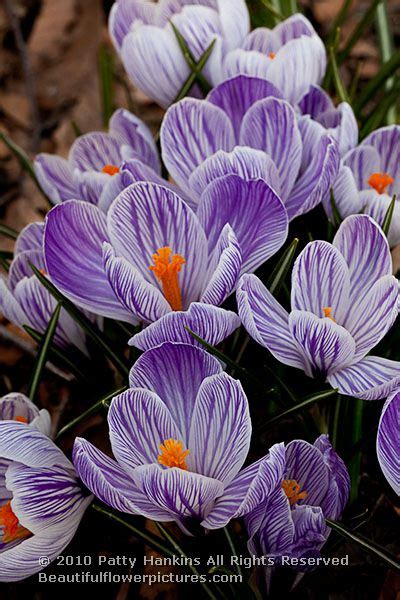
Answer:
[
  {"left": 170, "top": 23, "right": 214, "bottom": 95},
  {"left": 0, "top": 224, "right": 18, "bottom": 240},
  {"left": 338, "top": 0, "right": 381, "bottom": 64},
  {"left": 360, "top": 82, "right": 400, "bottom": 138},
  {"left": 329, "top": 41, "right": 349, "bottom": 102},
  {"left": 56, "top": 385, "right": 127, "bottom": 440},
  {"left": 259, "top": 388, "right": 338, "bottom": 428},
  {"left": 267, "top": 238, "right": 299, "bottom": 296},
  {"left": 376, "top": 0, "right": 397, "bottom": 124},
  {"left": 0, "top": 132, "right": 52, "bottom": 204},
  {"left": 326, "top": 519, "right": 400, "bottom": 570},
  {"left": 27, "top": 303, "right": 61, "bottom": 402},
  {"left": 259, "top": 0, "right": 285, "bottom": 22},
  {"left": 382, "top": 194, "right": 396, "bottom": 236},
  {"left": 353, "top": 50, "right": 400, "bottom": 114},
  {"left": 99, "top": 44, "right": 114, "bottom": 127},
  {"left": 30, "top": 264, "right": 130, "bottom": 376}
]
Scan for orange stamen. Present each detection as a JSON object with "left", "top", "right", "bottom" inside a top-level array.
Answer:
[
  {"left": 149, "top": 247, "right": 186, "bottom": 311},
  {"left": 158, "top": 439, "right": 189, "bottom": 470},
  {"left": 0, "top": 501, "right": 31, "bottom": 544},
  {"left": 14, "top": 416, "right": 28, "bottom": 423},
  {"left": 368, "top": 172, "right": 394, "bottom": 195},
  {"left": 323, "top": 307, "right": 335, "bottom": 322},
  {"left": 282, "top": 479, "right": 308, "bottom": 506},
  {"left": 268, "top": 51, "right": 276, "bottom": 59},
  {"left": 102, "top": 164, "right": 120, "bottom": 176}
]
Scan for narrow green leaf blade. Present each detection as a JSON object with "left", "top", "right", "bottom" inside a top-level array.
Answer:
[
  {"left": 99, "top": 44, "right": 114, "bottom": 127},
  {"left": 353, "top": 50, "right": 400, "bottom": 114},
  {"left": 329, "top": 42, "right": 349, "bottom": 103},
  {"left": 0, "top": 224, "right": 18, "bottom": 240},
  {"left": 27, "top": 303, "right": 61, "bottom": 402},
  {"left": 267, "top": 238, "right": 299, "bottom": 296},
  {"left": 262, "top": 388, "right": 338, "bottom": 427},
  {"left": 382, "top": 194, "right": 397, "bottom": 236}
]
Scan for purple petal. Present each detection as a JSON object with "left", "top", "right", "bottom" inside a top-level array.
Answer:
[
  {"left": 237, "top": 274, "right": 304, "bottom": 369},
  {"left": 121, "top": 25, "right": 190, "bottom": 108},
  {"left": 132, "top": 464, "right": 223, "bottom": 520},
  {"left": 298, "top": 85, "right": 333, "bottom": 118},
  {"left": 362, "top": 125, "right": 400, "bottom": 193},
  {"left": 290, "top": 505, "right": 327, "bottom": 559},
  {"left": 108, "top": 388, "right": 182, "bottom": 472},
  {"left": 323, "top": 102, "right": 358, "bottom": 157},
  {"left": 8, "top": 249, "right": 44, "bottom": 291},
  {"left": 201, "top": 224, "right": 242, "bottom": 305},
  {"left": 343, "top": 145, "right": 380, "bottom": 190},
  {"left": 324, "top": 165, "right": 363, "bottom": 221},
  {"left": 72, "top": 437, "right": 172, "bottom": 519},
  {"left": 109, "top": 109, "right": 160, "bottom": 172},
  {"left": 189, "top": 146, "right": 281, "bottom": 199},
  {"left": 129, "top": 303, "right": 241, "bottom": 351},
  {"left": 314, "top": 435, "right": 350, "bottom": 518},
  {"left": 103, "top": 243, "right": 169, "bottom": 323},
  {"left": 109, "top": 0, "right": 157, "bottom": 50},
  {"left": 34, "top": 154, "right": 78, "bottom": 204},
  {"left": 286, "top": 439, "right": 333, "bottom": 508},
  {"left": 275, "top": 14, "right": 318, "bottom": 42},
  {"left": 0, "top": 279, "right": 27, "bottom": 329},
  {"left": 217, "top": 0, "right": 250, "bottom": 51},
  {"left": 188, "top": 372, "right": 251, "bottom": 484},
  {"left": 207, "top": 75, "right": 282, "bottom": 140},
  {"left": 377, "top": 390, "right": 400, "bottom": 495},
  {"left": 361, "top": 190, "right": 400, "bottom": 247},
  {"left": 161, "top": 98, "right": 235, "bottom": 193},
  {"left": 0, "top": 393, "right": 39, "bottom": 423},
  {"left": 14, "top": 222, "right": 44, "bottom": 255},
  {"left": 289, "top": 310, "right": 356, "bottom": 378},
  {"left": 241, "top": 27, "right": 279, "bottom": 54},
  {"left": 129, "top": 342, "right": 222, "bottom": 440},
  {"left": 327, "top": 356, "right": 400, "bottom": 400},
  {"left": 107, "top": 182, "right": 208, "bottom": 308},
  {"left": 240, "top": 97, "right": 302, "bottom": 198},
  {"left": 198, "top": 175, "right": 288, "bottom": 273},
  {"left": 333, "top": 214, "right": 392, "bottom": 301},
  {"left": 291, "top": 240, "right": 350, "bottom": 323},
  {"left": 44, "top": 201, "right": 135, "bottom": 321},
  {"left": 69, "top": 133, "right": 122, "bottom": 172}
]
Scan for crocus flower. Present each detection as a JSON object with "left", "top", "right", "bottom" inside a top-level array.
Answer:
[
  {"left": 73, "top": 342, "right": 274, "bottom": 533},
  {"left": 44, "top": 179, "right": 288, "bottom": 349},
  {"left": 110, "top": 0, "right": 250, "bottom": 107},
  {"left": 0, "top": 392, "right": 51, "bottom": 437},
  {"left": 377, "top": 389, "right": 399, "bottom": 495},
  {"left": 298, "top": 85, "right": 358, "bottom": 157},
  {"left": 245, "top": 436, "right": 349, "bottom": 568},
  {"left": 223, "top": 14, "right": 327, "bottom": 104},
  {"left": 0, "top": 222, "right": 89, "bottom": 354},
  {"left": 326, "top": 126, "right": 400, "bottom": 246},
  {"left": 0, "top": 421, "right": 92, "bottom": 581},
  {"left": 34, "top": 109, "right": 160, "bottom": 207},
  {"left": 237, "top": 214, "right": 400, "bottom": 400},
  {"left": 161, "top": 74, "right": 339, "bottom": 220}
]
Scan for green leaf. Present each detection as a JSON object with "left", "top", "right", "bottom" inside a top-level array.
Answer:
[
  {"left": 70, "top": 120, "right": 82, "bottom": 137},
  {"left": 24, "top": 324, "right": 87, "bottom": 381},
  {"left": 280, "top": 0, "right": 298, "bottom": 17},
  {"left": 259, "top": 0, "right": 285, "bottom": 22},
  {"left": 382, "top": 194, "right": 397, "bottom": 236},
  {"left": 99, "top": 44, "right": 114, "bottom": 127},
  {"left": 267, "top": 238, "right": 299, "bottom": 296},
  {"left": 260, "top": 388, "right": 338, "bottom": 428},
  {"left": 30, "top": 264, "right": 130, "bottom": 376},
  {"left": 338, "top": 0, "right": 381, "bottom": 64},
  {"left": 0, "top": 223, "right": 18, "bottom": 240},
  {"left": 376, "top": 0, "right": 397, "bottom": 124},
  {"left": 27, "top": 303, "right": 61, "bottom": 402},
  {"left": 56, "top": 385, "right": 127, "bottom": 440},
  {"left": 0, "top": 132, "right": 52, "bottom": 204},
  {"left": 326, "top": 519, "right": 400, "bottom": 570},
  {"left": 353, "top": 50, "right": 400, "bottom": 114},
  {"left": 171, "top": 24, "right": 214, "bottom": 96},
  {"left": 329, "top": 41, "right": 349, "bottom": 103}
]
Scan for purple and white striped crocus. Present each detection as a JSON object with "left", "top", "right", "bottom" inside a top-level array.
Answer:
[
  {"left": 246, "top": 436, "right": 349, "bottom": 569},
  {"left": 43, "top": 179, "right": 288, "bottom": 350},
  {"left": 110, "top": 0, "right": 250, "bottom": 107},
  {"left": 0, "top": 392, "right": 51, "bottom": 437},
  {"left": 161, "top": 74, "right": 339, "bottom": 220},
  {"left": 34, "top": 109, "right": 160, "bottom": 207},
  {"left": 298, "top": 85, "right": 358, "bottom": 157},
  {"left": 377, "top": 389, "right": 399, "bottom": 495},
  {"left": 223, "top": 14, "right": 327, "bottom": 104},
  {"left": 326, "top": 126, "right": 400, "bottom": 246},
  {"left": 73, "top": 342, "right": 274, "bottom": 534},
  {"left": 0, "top": 421, "right": 92, "bottom": 581},
  {"left": 237, "top": 214, "right": 400, "bottom": 400},
  {"left": 0, "top": 222, "right": 88, "bottom": 354}
]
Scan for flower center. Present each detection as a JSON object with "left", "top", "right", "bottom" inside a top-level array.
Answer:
[
  {"left": 0, "top": 501, "right": 31, "bottom": 545},
  {"left": 102, "top": 164, "right": 120, "bottom": 176},
  {"left": 323, "top": 307, "right": 335, "bottom": 322},
  {"left": 368, "top": 172, "right": 394, "bottom": 195},
  {"left": 282, "top": 479, "right": 308, "bottom": 506},
  {"left": 14, "top": 416, "right": 28, "bottom": 423},
  {"left": 158, "top": 439, "right": 189, "bottom": 470},
  {"left": 268, "top": 51, "right": 276, "bottom": 59},
  {"left": 149, "top": 247, "right": 186, "bottom": 311}
]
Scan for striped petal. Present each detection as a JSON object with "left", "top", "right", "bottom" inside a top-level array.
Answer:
[
  {"left": 14, "top": 222, "right": 44, "bottom": 255},
  {"left": 377, "top": 390, "right": 400, "bottom": 495},
  {"left": 198, "top": 175, "right": 288, "bottom": 273},
  {"left": 69, "top": 133, "right": 122, "bottom": 172},
  {"left": 129, "top": 342, "right": 221, "bottom": 441},
  {"left": 34, "top": 154, "right": 78, "bottom": 204},
  {"left": 217, "top": 0, "right": 250, "bottom": 51},
  {"left": 0, "top": 393, "right": 39, "bottom": 423},
  {"left": 327, "top": 356, "right": 400, "bottom": 400},
  {"left": 237, "top": 274, "right": 304, "bottom": 370},
  {"left": 289, "top": 310, "right": 356, "bottom": 379},
  {"left": 161, "top": 98, "right": 235, "bottom": 193},
  {"left": 361, "top": 125, "right": 400, "bottom": 193},
  {"left": 129, "top": 303, "right": 240, "bottom": 351},
  {"left": 109, "top": 109, "right": 161, "bottom": 172},
  {"left": 286, "top": 439, "right": 333, "bottom": 508},
  {"left": 343, "top": 145, "right": 380, "bottom": 190}
]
